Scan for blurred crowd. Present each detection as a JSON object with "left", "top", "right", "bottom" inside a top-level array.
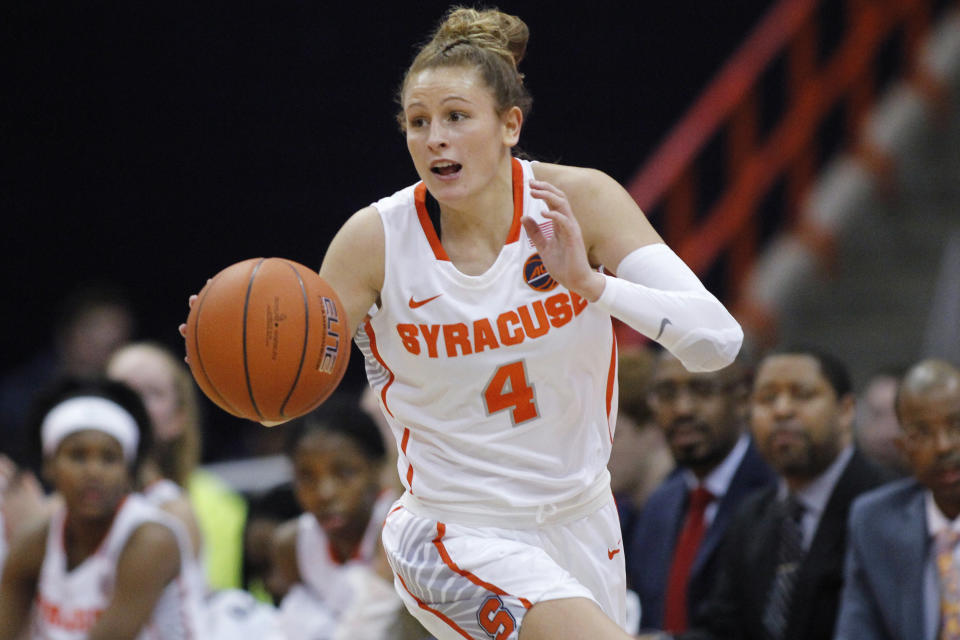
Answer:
[{"left": 0, "top": 283, "right": 956, "bottom": 640}]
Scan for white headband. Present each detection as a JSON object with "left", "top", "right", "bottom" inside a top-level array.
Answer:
[{"left": 41, "top": 396, "right": 140, "bottom": 463}]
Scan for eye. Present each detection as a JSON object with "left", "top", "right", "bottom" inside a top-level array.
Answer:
[
  {"left": 449, "top": 111, "right": 467, "bottom": 122},
  {"left": 408, "top": 116, "right": 428, "bottom": 129}
]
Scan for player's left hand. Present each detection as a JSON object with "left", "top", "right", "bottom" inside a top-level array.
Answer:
[{"left": 523, "top": 179, "right": 605, "bottom": 301}]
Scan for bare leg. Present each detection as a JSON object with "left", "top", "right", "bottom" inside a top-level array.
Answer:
[{"left": 519, "top": 597, "right": 635, "bottom": 640}]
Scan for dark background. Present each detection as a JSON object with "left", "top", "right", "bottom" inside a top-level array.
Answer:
[{"left": 3, "top": 1, "right": 775, "bottom": 458}]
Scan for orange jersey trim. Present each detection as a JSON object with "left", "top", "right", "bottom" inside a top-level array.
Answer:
[
  {"left": 363, "top": 319, "right": 396, "bottom": 419},
  {"left": 400, "top": 427, "right": 415, "bottom": 494},
  {"left": 605, "top": 323, "right": 618, "bottom": 444},
  {"left": 432, "top": 523, "right": 533, "bottom": 609},
  {"left": 413, "top": 157, "right": 526, "bottom": 261}
]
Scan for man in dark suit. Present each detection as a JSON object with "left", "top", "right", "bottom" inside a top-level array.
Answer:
[
  {"left": 661, "top": 347, "right": 888, "bottom": 640},
  {"left": 835, "top": 359, "right": 960, "bottom": 640},
  {"left": 627, "top": 350, "right": 775, "bottom": 634}
]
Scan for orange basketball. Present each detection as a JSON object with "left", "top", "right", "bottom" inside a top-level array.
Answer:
[{"left": 184, "top": 257, "right": 350, "bottom": 425}]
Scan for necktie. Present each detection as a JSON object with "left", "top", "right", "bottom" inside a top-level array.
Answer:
[
  {"left": 936, "top": 529, "right": 960, "bottom": 640},
  {"left": 763, "top": 494, "right": 806, "bottom": 640},
  {"left": 664, "top": 485, "right": 715, "bottom": 632}
]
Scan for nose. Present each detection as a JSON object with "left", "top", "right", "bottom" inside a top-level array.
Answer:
[
  {"left": 672, "top": 387, "right": 697, "bottom": 416},
  {"left": 314, "top": 476, "right": 337, "bottom": 502},
  {"left": 771, "top": 391, "right": 795, "bottom": 418},
  {"left": 427, "top": 121, "right": 448, "bottom": 150}
]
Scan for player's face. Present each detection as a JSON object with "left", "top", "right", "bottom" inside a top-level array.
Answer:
[
  {"left": 108, "top": 348, "right": 183, "bottom": 441},
  {"left": 291, "top": 430, "right": 381, "bottom": 542},
  {"left": 647, "top": 354, "right": 744, "bottom": 474},
  {"left": 48, "top": 430, "right": 131, "bottom": 521},
  {"left": 402, "top": 66, "right": 521, "bottom": 208},
  {"left": 751, "top": 355, "right": 853, "bottom": 483},
  {"left": 897, "top": 381, "right": 960, "bottom": 517}
]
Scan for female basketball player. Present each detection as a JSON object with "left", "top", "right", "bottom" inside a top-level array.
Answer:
[
  {"left": 270, "top": 398, "right": 405, "bottom": 639},
  {"left": 183, "top": 7, "right": 742, "bottom": 639},
  {"left": 0, "top": 378, "right": 204, "bottom": 639},
  {"left": 314, "top": 8, "right": 742, "bottom": 639}
]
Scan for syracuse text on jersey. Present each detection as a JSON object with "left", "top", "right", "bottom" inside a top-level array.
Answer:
[{"left": 395, "top": 289, "right": 589, "bottom": 358}]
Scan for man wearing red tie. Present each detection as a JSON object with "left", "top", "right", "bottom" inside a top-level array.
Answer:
[{"left": 626, "top": 349, "right": 775, "bottom": 633}]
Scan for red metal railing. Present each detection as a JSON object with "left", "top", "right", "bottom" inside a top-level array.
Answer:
[{"left": 623, "top": 0, "right": 946, "bottom": 343}]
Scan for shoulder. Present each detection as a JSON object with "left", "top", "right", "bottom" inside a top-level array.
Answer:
[
  {"left": 118, "top": 520, "right": 181, "bottom": 584},
  {"left": 849, "top": 478, "right": 922, "bottom": 523},
  {"left": 531, "top": 162, "right": 616, "bottom": 202},
  {"left": 843, "top": 451, "right": 891, "bottom": 491},
  {"left": 641, "top": 469, "right": 687, "bottom": 510}
]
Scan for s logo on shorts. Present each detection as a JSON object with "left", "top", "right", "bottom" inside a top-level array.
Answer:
[
  {"left": 523, "top": 253, "right": 558, "bottom": 292},
  {"left": 477, "top": 595, "right": 516, "bottom": 640}
]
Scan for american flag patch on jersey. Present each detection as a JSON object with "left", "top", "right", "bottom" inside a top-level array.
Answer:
[{"left": 527, "top": 221, "right": 554, "bottom": 247}]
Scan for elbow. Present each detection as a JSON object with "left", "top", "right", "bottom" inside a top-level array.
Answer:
[{"left": 672, "top": 323, "right": 744, "bottom": 373}]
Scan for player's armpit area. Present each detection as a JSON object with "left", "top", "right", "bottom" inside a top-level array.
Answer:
[{"left": 320, "top": 205, "right": 385, "bottom": 340}]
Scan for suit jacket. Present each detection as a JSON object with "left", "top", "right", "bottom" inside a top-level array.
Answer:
[
  {"left": 627, "top": 439, "right": 776, "bottom": 630},
  {"left": 679, "top": 449, "right": 888, "bottom": 640},
  {"left": 834, "top": 479, "right": 931, "bottom": 640}
]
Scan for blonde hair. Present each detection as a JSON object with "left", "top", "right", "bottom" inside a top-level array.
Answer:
[
  {"left": 110, "top": 342, "right": 202, "bottom": 487},
  {"left": 397, "top": 7, "right": 533, "bottom": 127}
]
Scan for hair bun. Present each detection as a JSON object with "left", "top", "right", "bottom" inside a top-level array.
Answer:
[{"left": 436, "top": 8, "right": 529, "bottom": 68}]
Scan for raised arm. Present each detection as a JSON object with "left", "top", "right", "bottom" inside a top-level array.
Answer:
[
  {"left": 525, "top": 163, "right": 742, "bottom": 372},
  {"left": 319, "top": 205, "right": 385, "bottom": 340}
]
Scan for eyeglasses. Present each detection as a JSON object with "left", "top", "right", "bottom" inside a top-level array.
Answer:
[
  {"left": 647, "top": 379, "right": 731, "bottom": 404},
  {"left": 903, "top": 419, "right": 960, "bottom": 447}
]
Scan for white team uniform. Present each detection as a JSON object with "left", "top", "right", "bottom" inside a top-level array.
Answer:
[
  {"left": 142, "top": 478, "right": 208, "bottom": 598},
  {"left": 31, "top": 493, "right": 204, "bottom": 639},
  {"left": 278, "top": 491, "right": 400, "bottom": 639},
  {"left": 357, "top": 158, "right": 626, "bottom": 638}
]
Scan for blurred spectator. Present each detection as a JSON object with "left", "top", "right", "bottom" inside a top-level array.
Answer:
[
  {"left": 668, "top": 347, "right": 888, "bottom": 640},
  {"left": 628, "top": 350, "right": 775, "bottom": 633},
  {"left": 835, "top": 359, "right": 960, "bottom": 640},
  {"left": 243, "top": 482, "right": 300, "bottom": 603},
  {"left": 107, "top": 341, "right": 248, "bottom": 592},
  {"left": 269, "top": 396, "right": 422, "bottom": 639},
  {"left": 609, "top": 345, "right": 674, "bottom": 542},
  {"left": 855, "top": 366, "right": 911, "bottom": 477},
  {"left": 0, "top": 283, "right": 136, "bottom": 467},
  {"left": 0, "top": 377, "right": 205, "bottom": 637}
]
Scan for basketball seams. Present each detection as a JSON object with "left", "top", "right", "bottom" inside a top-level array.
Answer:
[
  {"left": 277, "top": 260, "right": 311, "bottom": 418},
  {"left": 242, "top": 258, "right": 267, "bottom": 421},
  {"left": 185, "top": 257, "right": 348, "bottom": 424},
  {"left": 191, "top": 273, "right": 245, "bottom": 418}
]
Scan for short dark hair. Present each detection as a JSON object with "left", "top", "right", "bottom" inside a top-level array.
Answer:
[
  {"left": 768, "top": 345, "right": 852, "bottom": 398},
  {"left": 26, "top": 376, "right": 154, "bottom": 474},
  {"left": 283, "top": 394, "right": 387, "bottom": 462}
]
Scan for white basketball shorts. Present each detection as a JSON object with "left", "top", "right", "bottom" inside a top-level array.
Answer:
[{"left": 380, "top": 494, "right": 627, "bottom": 639}]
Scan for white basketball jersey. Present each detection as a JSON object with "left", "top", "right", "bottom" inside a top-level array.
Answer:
[
  {"left": 142, "top": 478, "right": 209, "bottom": 599},
  {"left": 357, "top": 158, "right": 618, "bottom": 525},
  {"left": 295, "top": 490, "right": 396, "bottom": 613},
  {"left": 32, "top": 493, "right": 204, "bottom": 639}
]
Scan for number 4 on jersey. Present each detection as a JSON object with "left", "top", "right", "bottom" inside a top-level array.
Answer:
[{"left": 483, "top": 360, "right": 539, "bottom": 426}]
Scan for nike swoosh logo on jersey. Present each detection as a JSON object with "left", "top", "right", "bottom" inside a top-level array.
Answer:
[
  {"left": 655, "top": 317, "right": 672, "bottom": 340},
  {"left": 608, "top": 547, "right": 621, "bottom": 560},
  {"left": 409, "top": 294, "right": 443, "bottom": 309}
]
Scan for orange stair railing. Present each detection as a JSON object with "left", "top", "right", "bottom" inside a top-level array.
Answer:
[{"left": 622, "top": 0, "right": 950, "bottom": 346}]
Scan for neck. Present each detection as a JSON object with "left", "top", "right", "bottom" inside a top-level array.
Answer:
[
  {"left": 63, "top": 509, "right": 117, "bottom": 567},
  {"left": 935, "top": 494, "right": 960, "bottom": 521},
  {"left": 437, "top": 156, "right": 515, "bottom": 247}
]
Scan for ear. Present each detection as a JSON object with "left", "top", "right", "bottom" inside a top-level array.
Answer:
[
  {"left": 501, "top": 106, "right": 523, "bottom": 147},
  {"left": 838, "top": 393, "right": 856, "bottom": 435}
]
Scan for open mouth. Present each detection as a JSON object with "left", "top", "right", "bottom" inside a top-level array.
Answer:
[{"left": 431, "top": 161, "right": 462, "bottom": 176}]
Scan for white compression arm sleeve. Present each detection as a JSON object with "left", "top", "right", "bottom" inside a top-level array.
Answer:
[{"left": 592, "top": 243, "right": 743, "bottom": 372}]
